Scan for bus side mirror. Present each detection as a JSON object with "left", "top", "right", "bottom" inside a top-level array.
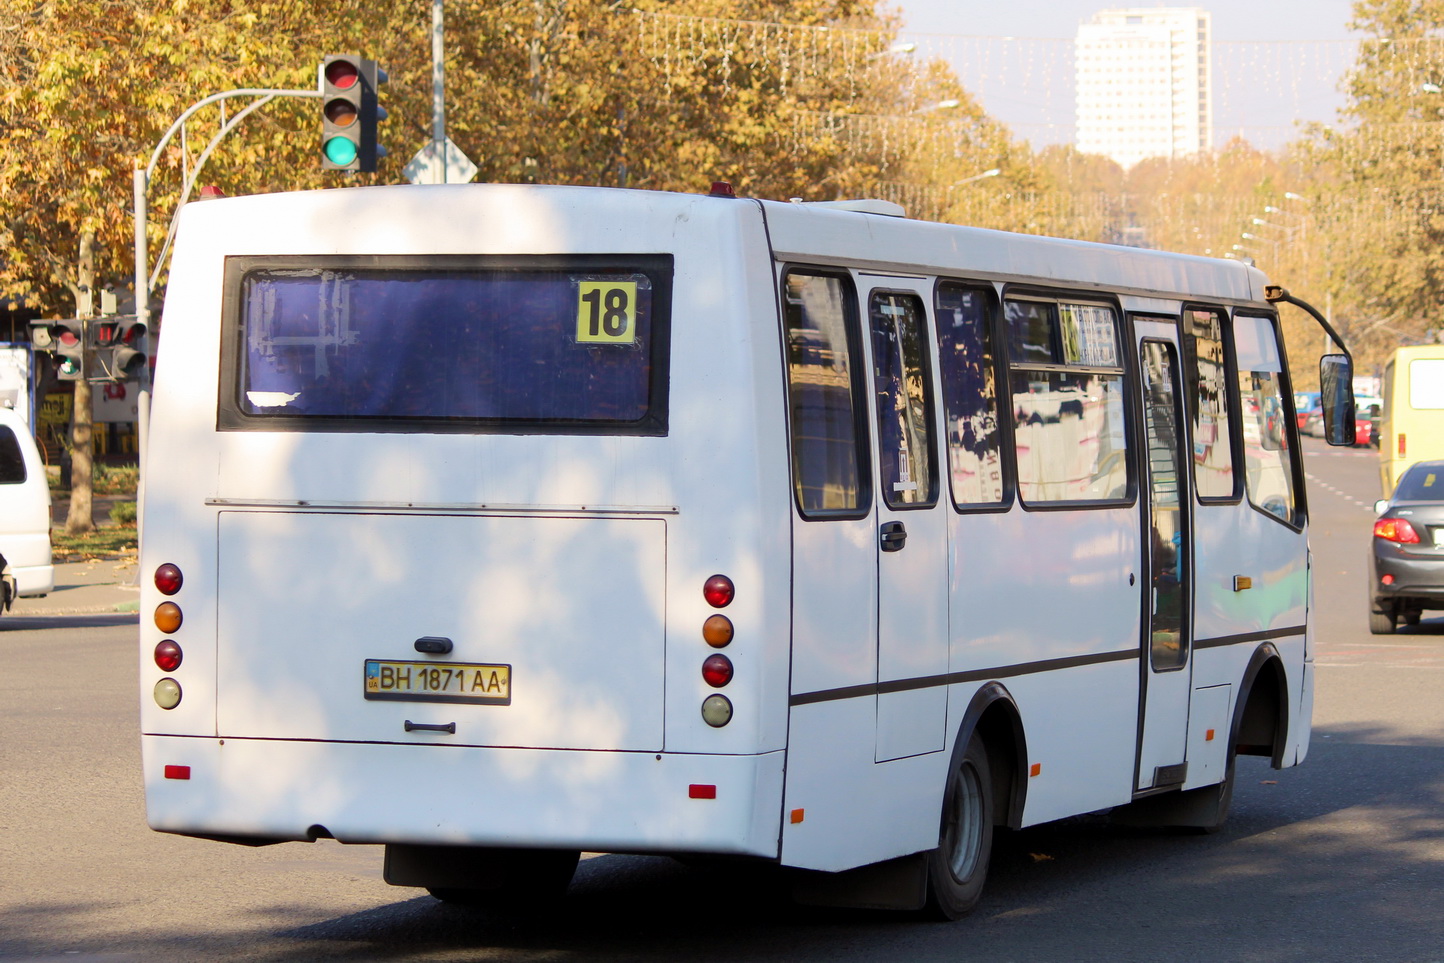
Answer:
[{"left": 1320, "top": 353, "right": 1356, "bottom": 447}]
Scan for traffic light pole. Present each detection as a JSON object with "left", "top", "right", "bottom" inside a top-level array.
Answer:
[{"left": 132, "top": 86, "right": 321, "bottom": 548}]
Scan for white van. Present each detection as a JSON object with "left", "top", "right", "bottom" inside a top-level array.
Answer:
[{"left": 0, "top": 403, "right": 54, "bottom": 608}]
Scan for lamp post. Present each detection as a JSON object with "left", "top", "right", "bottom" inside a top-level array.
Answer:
[{"left": 954, "top": 168, "right": 1001, "bottom": 187}]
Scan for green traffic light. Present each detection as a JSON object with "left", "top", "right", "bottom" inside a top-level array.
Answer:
[{"left": 324, "top": 136, "right": 359, "bottom": 167}]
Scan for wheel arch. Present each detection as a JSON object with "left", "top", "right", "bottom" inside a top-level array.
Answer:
[
  {"left": 1233, "top": 642, "right": 1289, "bottom": 768},
  {"left": 953, "top": 682, "right": 1028, "bottom": 830}
]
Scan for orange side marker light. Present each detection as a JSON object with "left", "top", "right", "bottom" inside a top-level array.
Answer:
[
  {"left": 1029, "top": 763, "right": 1042, "bottom": 778},
  {"left": 1205, "top": 728, "right": 1216, "bottom": 742},
  {"left": 790, "top": 808, "right": 805, "bottom": 824}
]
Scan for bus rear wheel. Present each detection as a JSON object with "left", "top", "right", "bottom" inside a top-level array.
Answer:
[{"left": 924, "top": 738, "right": 994, "bottom": 920}]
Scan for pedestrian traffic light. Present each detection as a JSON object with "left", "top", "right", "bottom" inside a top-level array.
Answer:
[
  {"left": 110, "top": 317, "right": 148, "bottom": 379},
  {"left": 29, "top": 318, "right": 85, "bottom": 381},
  {"left": 320, "top": 55, "right": 386, "bottom": 172}
]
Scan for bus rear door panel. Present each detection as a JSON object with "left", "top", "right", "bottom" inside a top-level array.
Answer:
[
  {"left": 864, "top": 280, "right": 950, "bottom": 764},
  {"left": 780, "top": 266, "right": 946, "bottom": 872}
]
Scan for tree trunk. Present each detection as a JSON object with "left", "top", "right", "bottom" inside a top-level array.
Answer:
[{"left": 65, "top": 231, "right": 95, "bottom": 536}]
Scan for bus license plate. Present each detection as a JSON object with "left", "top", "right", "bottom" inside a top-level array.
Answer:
[{"left": 364, "top": 660, "right": 511, "bottom": 706}]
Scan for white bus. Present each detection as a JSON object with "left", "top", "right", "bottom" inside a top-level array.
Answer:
[{"left": 140, "top": 183, "right": 1353, "bottom": 917}]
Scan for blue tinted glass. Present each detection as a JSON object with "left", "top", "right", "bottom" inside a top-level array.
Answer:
[
  {"left": 239, "top": 269, "right": 654, "bottom": 424},
  {"left": 869, "top": 292, "right": 936, "bottom": 508},
  {"left": 935, "top": 284, "right": 1004, "bottom": 506},
  {"left": 1005, "top": 300, "right": 1056, "bottom": 365},
  {"left": 785, "top": 272, "right": 865, "bottom": 515}
]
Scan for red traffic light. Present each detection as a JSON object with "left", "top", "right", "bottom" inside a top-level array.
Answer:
[{"left": 324, "top": 59, "right": 359, "bottom": 90}]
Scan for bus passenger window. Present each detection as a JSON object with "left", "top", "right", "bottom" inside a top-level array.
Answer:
[
  {"left": 1232, "top": 314, "right": 1297, "bottom": 525},
  {"left": 935, "top": 283, "right": 1005, "bottom": 507},
  {"left": 869, "top": 293, "right": 937, "bottom": 508},
  {"left": 1005, "top": 299, "right": 1129, "bottom": 504},
  {"left": 784, "top": 272, "right": 868, "bottom": 516},
  {"left": 1182, "top": 308, "right": 1238, "bottom": 500}
]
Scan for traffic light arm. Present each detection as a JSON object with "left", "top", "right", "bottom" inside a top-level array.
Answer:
[{"left": 141, "top": 88, "right": 321, "bottom": 297}]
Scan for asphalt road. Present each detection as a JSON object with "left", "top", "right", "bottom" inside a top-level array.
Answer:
[{"left": 1, "top": 436, "right": 1440, "bottom": 962}]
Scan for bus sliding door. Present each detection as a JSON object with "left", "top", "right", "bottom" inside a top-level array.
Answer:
[{"left": 1133, "top": 322, "right": 1195, "bottom": 790}]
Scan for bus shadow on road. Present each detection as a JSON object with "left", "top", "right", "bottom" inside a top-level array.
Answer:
[{"left": 269, "top": 736, "right": 1444, "bottom": 959}]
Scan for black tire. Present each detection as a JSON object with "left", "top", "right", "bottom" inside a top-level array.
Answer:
[
  {"left": 924, "top": 738, "right": 994, "bottom": 920},
  {"left": 427, "top": 849, "right": 580, "bottom": 906},
  {"left": 1369, "top": 605, "right": 1397, "bottom": 635}
]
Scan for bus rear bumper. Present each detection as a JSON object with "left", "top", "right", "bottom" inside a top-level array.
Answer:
[{"left": 142, "top": 735, "right": 785, "bottom": 859}]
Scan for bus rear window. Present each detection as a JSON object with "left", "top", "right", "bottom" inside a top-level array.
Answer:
[{"left": 219, "top": 256, "right": 671, "bottom": 434}]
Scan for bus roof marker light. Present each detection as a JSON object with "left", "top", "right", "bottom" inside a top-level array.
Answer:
[
  {"left": 708, "top": 181, "right": 736, "bottom": 198},
  {"left": 701, "top": 694, "right": 732, "bottom": 727},
  {"left": 155, "top": 563, "right": 183, "bottom": 596},
  {"left": 703, "top": 574, "right": 734, "bottom": 608},
  {"left": 155, "top": 602, "right": 183, "bottom": 634}
]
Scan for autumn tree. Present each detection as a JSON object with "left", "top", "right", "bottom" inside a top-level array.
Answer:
[
  {"left": 2, "top": 0, "right": 1025, "bottom": 318},
  {"left": 1300, "top": 0, "right": 1444, "bottom": 365}
]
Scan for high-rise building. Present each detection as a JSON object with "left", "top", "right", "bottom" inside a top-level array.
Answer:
[{"left": 1075, "top": 8, "right": 1213, "bottom": 168}]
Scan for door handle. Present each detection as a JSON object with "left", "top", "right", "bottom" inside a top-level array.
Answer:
[{"left": 880, "top": 520, "right": 908, "bottom": 552}]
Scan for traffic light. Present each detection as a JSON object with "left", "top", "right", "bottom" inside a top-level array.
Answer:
[
  {"left": 29, "top": 318, "right": 85, "bottom": 381},
  {"left": 320, "top": 55, "right": 386, "bottom": 172},
  {"left": 86, "top": 315, "right": 145, "bottom": 382},
  {"left": 110, "top": 317, "right": 148, "bottom": 379}
]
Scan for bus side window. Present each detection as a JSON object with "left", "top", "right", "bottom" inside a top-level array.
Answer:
[
  {"left": 1004, "top": 298, "right": 1130, "bottom": 505},
  {"left": 869, "top": 292, "right": 938, "bottom": 508},
  {"left": 1232, "top": 314, "right": 1298, "bottom": 525},
  {"left": 934, "top": 283, "right": 1006, "bottom": 507},
  {"left": 1181, "top": 307, "right": 1239, "bottom": 501},
  {"left": 783, "top": 271, "right": 869, "bottom": 517}
]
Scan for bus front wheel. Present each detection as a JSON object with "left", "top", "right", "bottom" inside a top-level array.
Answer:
[{"left": 924, "top": 738, "right": 994, "bottom": 920}]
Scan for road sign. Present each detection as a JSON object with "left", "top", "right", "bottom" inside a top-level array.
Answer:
[{"left": 403, "top": 138, "right": 477, "bottom": 185}]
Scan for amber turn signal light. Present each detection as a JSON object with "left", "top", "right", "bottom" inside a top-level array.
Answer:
[
  {"left": 702, "top": 614, "right": 733, "bottom": 647},
  {"left": 154, "top": 602, "right": 183, "bottom": 634}
]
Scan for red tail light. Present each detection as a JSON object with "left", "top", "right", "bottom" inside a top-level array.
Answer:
[
  {"left": 154, "top": 640, "right": 182, "bottom": 671},
  {"left": 702, "top": 654, "right": 733, "bottom": 687},
  {"left": 1399, "top": 433, "right": 1407, "bottom": 457},
  {"left": 703, "top": 574, "right": 734, "bottom": 608},
  {"left": 1374, "top": 517, "right": 1422, "bottom": 544},
  {"left": 154, "top": 563, "right": 183, "bottom": 596}
]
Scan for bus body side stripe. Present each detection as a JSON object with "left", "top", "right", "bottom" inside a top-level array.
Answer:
[{"left": 788, "top": 624, "right": 1308, "bottom": 707}]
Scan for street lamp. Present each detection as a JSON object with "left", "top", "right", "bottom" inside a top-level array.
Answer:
[
  {"left": 954, "top": 168, "right": 1001, "bottom": 187},
  {"left": 868, "top": 41, "right": 917, "bottom": 60}
]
